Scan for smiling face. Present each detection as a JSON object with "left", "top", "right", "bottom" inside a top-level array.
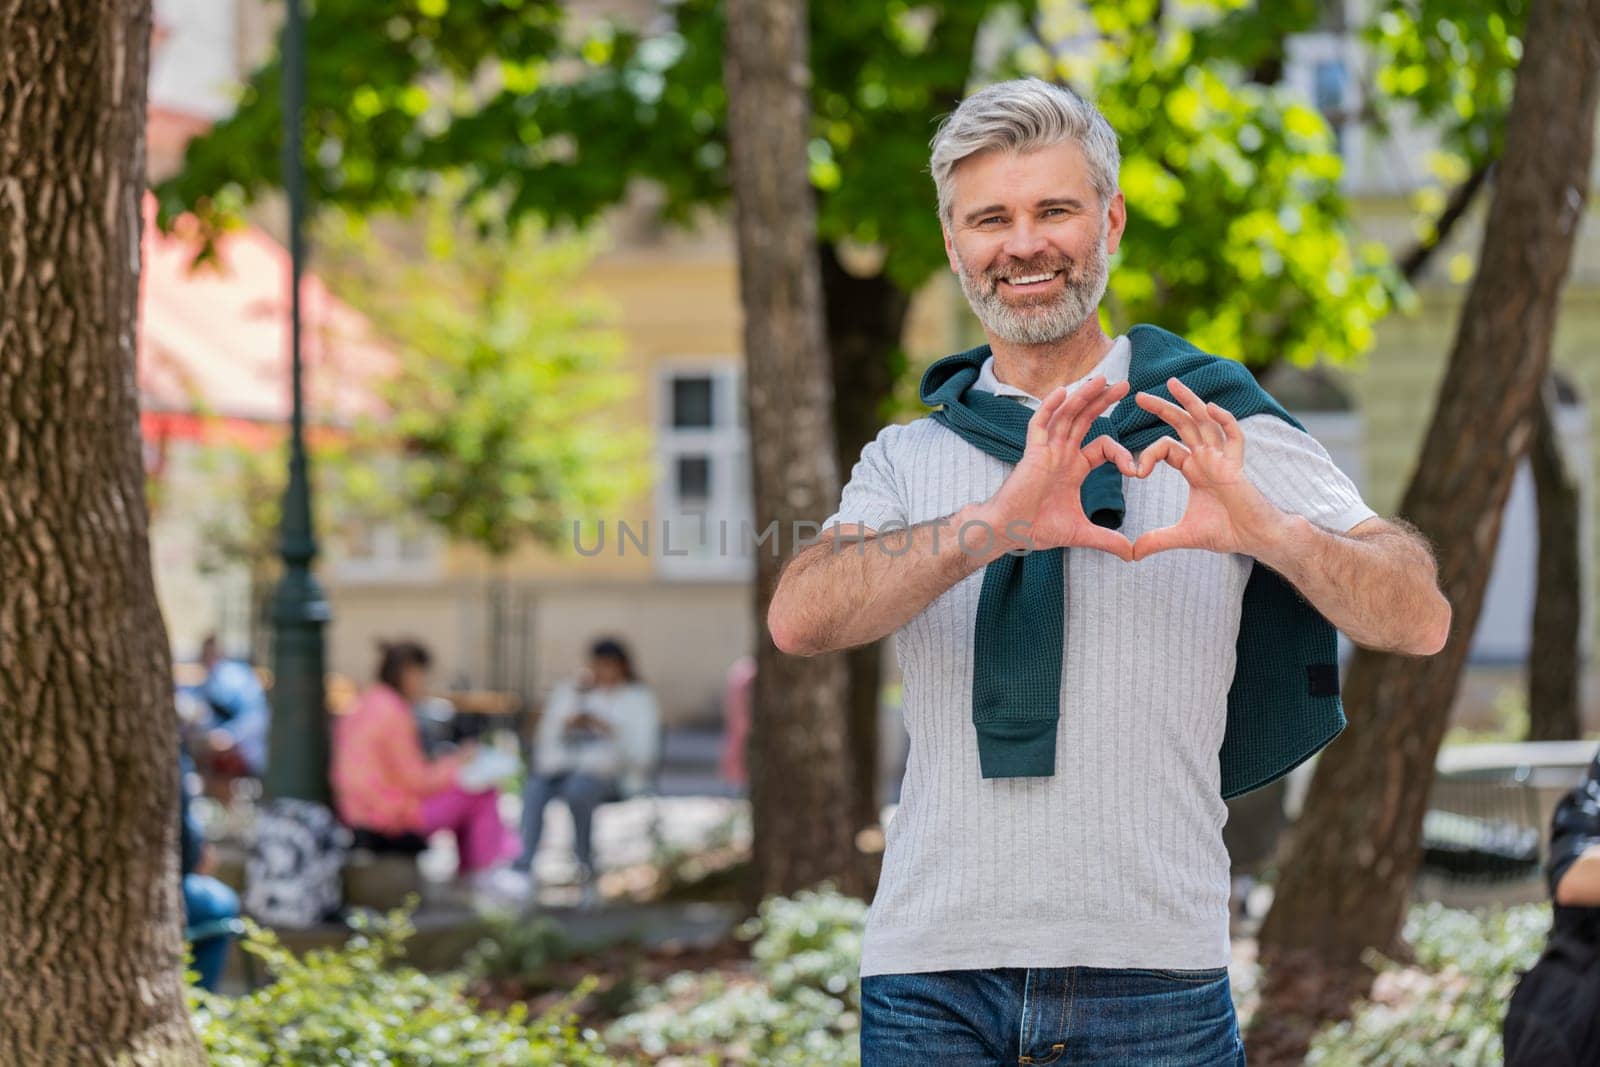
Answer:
[{"left": 942, "top": 140, "right": 1126, "bottom": 346}]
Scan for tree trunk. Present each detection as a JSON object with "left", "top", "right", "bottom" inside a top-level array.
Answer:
[
  {"left": 0, "top": 2, "right": 203, "bottom": 1062},
  {"left": 1249, "top": 1, "right": 1600, "bottom": 1060},
  {"left": 1528, "top": 373, "right": 1584, "bottom": 740},
  {"left": 820, "top": 244, "right": 912, "bottom": 865},
  {"left": 726, "top": 0, "right": 866, "bottom": 900}
]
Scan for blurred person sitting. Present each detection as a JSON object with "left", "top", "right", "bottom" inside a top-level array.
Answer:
[
  {"left": 179, "top": 748, "right": 239, "bottom": 992},
  {"left": 1503, "top": 744, "right": 1600, "bottom": 1065},
  {"left": 331, "top": 640, "right": 521, "bottom": 901},
  {"left": 719, "top": 654, "right": 754, "bottom": 790},
  {"left": 183, "top": 633, "right": 270, "bottom": 782},
  {"left": 513, "top": 637, "right": 660, "bottom": 905}
]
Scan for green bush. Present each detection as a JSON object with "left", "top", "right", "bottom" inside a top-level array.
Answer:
[
  {"left": 605, "top": 886, "right": 867, "bottom": 1065},
  {"left": 465, "top": 915, "right": 580, "bottom": 987},
  {"left": 743, "top": 887, "right": 867, "bottom": 1008},
  {"left": 1306, "top": 902, "right": 1550, "bottom": 1067},
  {"left": 465, "top": 912, "right": 641, "bottom": 1018},
  {"left": 190, "top": 909, "right": 612, "bottom": 1066}
]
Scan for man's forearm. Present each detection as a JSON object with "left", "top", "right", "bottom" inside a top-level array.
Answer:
[
  {"left": 1556, "top": 845, "right": 1600, "bottom": 907},
  {"left": 1251, "top": 516, "right": 1451, "bottom": 656},
  {"left": 769, "top": 505, "right": 1012, "bottom": 656}
]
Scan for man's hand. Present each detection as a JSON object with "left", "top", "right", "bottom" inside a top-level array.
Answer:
[
  {"left": 1129, "top": 377, "right": 1290, "bottom": 561},
  {"left": 976, "top": 375, "right": 1140, "bottom": 561},
  {"left": 1131, "top": 378, "right": 1450, "bottom": 653}
]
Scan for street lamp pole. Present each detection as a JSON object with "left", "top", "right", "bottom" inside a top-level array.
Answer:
[{"left": 263, "top": 0, "right": 331, "bottom": 804}]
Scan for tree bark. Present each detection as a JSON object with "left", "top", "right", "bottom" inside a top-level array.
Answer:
[
  {"left": 726, "top": 0, "right": 866, "bottom": 900},
  {"left": 1386, "top": 157, "right": 1586, "bottom": 745},
  {"left": 1250, "top": 1, "right": 1600, "bottom": 1060},
  {"left": 0, "top": 2, "right": 203, "bottom": 1062},
  {"left": 1528, "top": 373, "right": 1584, "bottom": 740},
  {"left": 820, "top": 244, "right": 912, "bottom": 866}
]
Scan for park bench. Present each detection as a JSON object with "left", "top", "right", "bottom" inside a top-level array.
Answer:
[
  {"left": 342, "top": 827, "right": 429, "bottom": 910},
  {"left": 1416, "top": 740, "right": 1597, "bottom": 908}
]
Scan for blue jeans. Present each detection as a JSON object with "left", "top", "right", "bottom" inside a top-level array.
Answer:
[
  {"left": 515, "top": 771, "right": 617, "bottom": 872},
  {"left": 861, "top": 965, "right": 1244, "bottom": 1066},
  {"left": 182, "top": 873, "right": 240, "bottom": 992}
]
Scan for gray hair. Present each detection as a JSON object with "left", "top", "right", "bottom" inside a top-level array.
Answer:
[{"left": 930, "top": 78, "right": 1121, "bottom": 222}]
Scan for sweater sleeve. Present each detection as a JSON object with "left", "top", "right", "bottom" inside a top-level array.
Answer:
[
  {"left": 533, "top": 682, "right": 579, "bottom": 776},
  {"left": 1238, "top": 414, "right": 1378, "bottom": 535},
  {"left": 621, "top": 687, "right": 662, "bottom": 776},
  {"left": 610, "top": 686, "right": 661, "bottom": 797},
  {"left": 378, "top": 701, "right": 460, "bottom": 798}
]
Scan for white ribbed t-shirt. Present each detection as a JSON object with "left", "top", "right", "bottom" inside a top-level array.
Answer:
[{"left": 821, "top": 336, "right": 1378, "bottom": 977}]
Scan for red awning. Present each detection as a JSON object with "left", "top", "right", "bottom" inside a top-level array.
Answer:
[{"left": 137, "top": 192, "right": 395, "bottom": 444}]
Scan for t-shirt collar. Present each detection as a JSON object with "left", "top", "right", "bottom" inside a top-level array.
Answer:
[{"left": 972, "top": 335, "right": 1132, "bottom": 411}]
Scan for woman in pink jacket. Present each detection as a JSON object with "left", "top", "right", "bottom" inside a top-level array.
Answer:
[{"left": 331, "top": 641, "right": 517, "bottom": 889}]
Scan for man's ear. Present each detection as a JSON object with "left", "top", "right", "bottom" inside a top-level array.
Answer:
[
  {"left": 1105, "top": 190, "right": 1127, "bottom": 256},
  {"left": 942, "top": 222, "right": 959, "bottom": 274}
]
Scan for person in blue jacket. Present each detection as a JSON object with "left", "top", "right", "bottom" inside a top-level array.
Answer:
[
  {"left": 185, "top": 634, "right": 270, "bottom": 779},
  {"left": 179, "top": 748, "right": 240, "bottom": 991}
]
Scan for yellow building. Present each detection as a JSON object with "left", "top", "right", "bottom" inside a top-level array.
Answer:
[{"left": 320, "top": 219, "right": 960, "bottom": 724}]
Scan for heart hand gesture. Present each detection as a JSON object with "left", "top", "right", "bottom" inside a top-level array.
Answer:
[
  {"left": 986, "top": 376, "right": 1140, "bottom": 562},
  {"left": 1129, "top": 378, "right": 1289, "bottom": 561}
]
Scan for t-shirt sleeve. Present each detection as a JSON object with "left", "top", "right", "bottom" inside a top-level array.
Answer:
[
  {"left": 820, "top": 424, "right": 909, "bottom": 534},
  {"left": 1239, "top": 414, "right": 1378, "bottom": 534}
]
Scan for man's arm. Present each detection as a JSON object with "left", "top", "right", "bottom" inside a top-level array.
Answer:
[
  {"left": 1555, "top": 845, "right": 1600, "bottom": 906},
  {"left": 1550, "top": 757, "right": 1600, "bottom": 906},
  {"left": 768, "top": 510, "right": 1007, "bottom": 656},
  {"left": 1131, "top": 379, "right": 1451, "bottom": 657},
  {"left": 771, "top": 377, "right": 1138, "bottom": 657},
  {"left": 1250, "top": 515, "right": 1452, "bottom": 657}
]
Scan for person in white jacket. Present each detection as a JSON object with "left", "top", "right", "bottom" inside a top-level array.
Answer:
[{"left": 512, "top": 637, "right": 660, "bottom": 904}]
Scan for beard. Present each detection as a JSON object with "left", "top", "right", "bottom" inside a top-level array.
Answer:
[{"left": 954, "top": 231, "right": 1110, "bottom": 346}]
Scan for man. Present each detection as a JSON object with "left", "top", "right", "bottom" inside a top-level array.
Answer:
[
  {"left": 1503, "top": 746, "right": 1600, "bottom": 1065},
  {"left": 768, "top": 79, "right": 1451, "bottom": 1065},
  {"left": 186, "top": 634, "right": 270, "bottom": 779}
]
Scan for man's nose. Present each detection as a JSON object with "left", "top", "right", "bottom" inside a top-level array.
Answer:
[{"left": 1000, "top": 218, "right": 1048, "bottom": 262}]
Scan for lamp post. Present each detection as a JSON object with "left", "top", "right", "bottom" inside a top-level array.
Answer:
[{"left": 263, "top": 0, "right": 331, "bottom": 804}]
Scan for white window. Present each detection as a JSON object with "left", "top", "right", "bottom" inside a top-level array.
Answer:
[
  {"left": 655, "top": 362, "right": 753, "bottom": 580},
  {"left": 1285, "top": 30, "right": 1447, "bottom": 196},
  {"left": 1284, "top": 33, "right": 1367, "bottom": 174}
]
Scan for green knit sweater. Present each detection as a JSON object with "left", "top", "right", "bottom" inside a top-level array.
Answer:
[{"left": 919, "top": 323, "right": 1345, "bottom": 799}]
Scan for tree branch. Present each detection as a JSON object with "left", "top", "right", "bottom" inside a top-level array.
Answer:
[{"left": 1396, "top": 160, "right": 1495, "bottom": 284}]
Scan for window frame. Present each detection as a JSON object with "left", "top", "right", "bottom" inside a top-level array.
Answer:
[{"left": 654, "top": 360, "right": 752, "bottom": 582}]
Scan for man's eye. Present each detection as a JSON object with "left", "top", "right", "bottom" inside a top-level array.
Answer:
[
  {"left": 1042, "top": 208, "right": 1066, "bottom": 217},
  {"left": 980, "top": 216, "right": 1005, "bottom": 226}
]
